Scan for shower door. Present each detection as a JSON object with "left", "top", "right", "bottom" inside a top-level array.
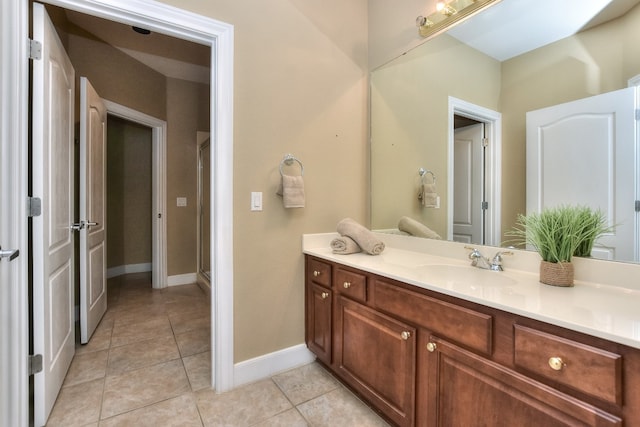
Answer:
[{"left": 198, "top": 139, "right": 211, "bottom": 282}]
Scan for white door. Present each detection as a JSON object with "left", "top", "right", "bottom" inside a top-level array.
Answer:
[
  {"left": 453, "top": 123, "right": 485, "bottom": 244},
  {"left": 79, "top": 77, "right": 108, "bottom": 343},
  {"left": 527, "top": 87, "right": 637, "bottom": 262},
  {"left": 32, "top": 3, "right": 76, "bottom": 425}
]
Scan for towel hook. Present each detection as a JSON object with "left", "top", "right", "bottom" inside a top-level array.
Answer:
[
  {"left": 280, "top": 154, "right": 304, "bottom": 176},
  {"left": 418, "top": 167, "right": 436, "bottom": 184}
]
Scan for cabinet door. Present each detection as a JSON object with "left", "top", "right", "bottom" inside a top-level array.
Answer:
[
  {"left": 306, "top": 282, "right": 332, "bottom": 364},
  {"left": 419, "top": 334, "right": 621, "bottom": 427},
  {"left": 335, "top": 296, "right": 416, "bottom": 427}
]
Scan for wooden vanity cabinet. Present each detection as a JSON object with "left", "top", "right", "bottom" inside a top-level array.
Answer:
[
  {"left": 417, "top": 330, "right": 622, "bottom": 427},
  {"left": 304, "top": 255, "right": 638, "bottom": 426},
  {"left": 305, "top": 258, "right": 332, "bottom": 365},
  {"left": 334, "top": 295, "right": 416, "bottom": 427}
]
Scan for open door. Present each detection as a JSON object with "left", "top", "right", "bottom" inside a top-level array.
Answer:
[
  {"left": 32, "top": 3, "right": 76, "bottom": 425},
  {"left": 527, "top": 87, "right": 637, "bottom": 262},
  {"left": 79, "top": 77, "right": 107, "bottom": 343}
]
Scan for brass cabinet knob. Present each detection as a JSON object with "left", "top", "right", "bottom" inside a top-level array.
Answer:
[
  {"left": 426, "top": 342, "right": 437, "bottom": 353},
  {"left": 321, "top": 292, "right": 329, "bottom": 299},
  {"left": 548, "top": 357, "right": 565, "bottom": 371},
  {"left": 343, "top": 281, "right": 351, "bottom": 289},
  {"left": 401, "top": 331, "right": 411, "bottom": 340},
  {"left": 313, "top": 270, "right": 321, "bottom": 277}
]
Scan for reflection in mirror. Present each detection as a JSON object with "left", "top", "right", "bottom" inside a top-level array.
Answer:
[{"left": 371, "top": 0, "right": 640, "bottom": 263}]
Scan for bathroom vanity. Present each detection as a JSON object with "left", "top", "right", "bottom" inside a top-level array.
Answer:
[{"left": 303, "top": 233, "right": 640, "bottom": 427}]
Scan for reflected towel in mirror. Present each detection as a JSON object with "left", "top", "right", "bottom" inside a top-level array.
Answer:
[
  {"left": 418, "top": 183, "right": 438, "bottom": 208},
  {"left": 398, "top": 216, "right": 441, "bottom": 239}
]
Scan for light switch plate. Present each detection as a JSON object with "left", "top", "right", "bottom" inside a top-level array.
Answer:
[
  {"left": 251, "top": 192, "right": 262, "bottom": 211},
  {"left": 177, "top": 197, "right": 187, "bottom": 207}
]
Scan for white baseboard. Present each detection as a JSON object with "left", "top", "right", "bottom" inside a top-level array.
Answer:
[
  {"left": 106, "top": 263, "right": 152, "bottom": 279},
  {"left": 233, "top": 344, "right": 316, "bottom": 388},
  {"left": 167, "top": 272, "right": 198, "bottom": 287}
]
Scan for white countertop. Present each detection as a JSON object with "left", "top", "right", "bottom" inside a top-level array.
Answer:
[{"left": 303, "top": 232, "right": 640, "bottom": 350}]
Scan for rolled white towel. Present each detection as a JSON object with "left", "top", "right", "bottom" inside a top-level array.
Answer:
[
  {"left": 398, "top": 216, "right": 441, "bottom": 239},
  {"left": 336, "top": 218, "right": 385, "bottom": 255},
  {"left": 330, "top": 236, "right": 361, "bottom": 254}
]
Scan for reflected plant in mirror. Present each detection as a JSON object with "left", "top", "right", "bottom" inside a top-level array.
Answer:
[{"left": 370, "top": 0, "right": 640, "bottom": 263}]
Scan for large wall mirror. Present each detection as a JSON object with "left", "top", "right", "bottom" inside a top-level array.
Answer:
[{"left": 371, "top": 0, "right": 640, "bottom": 263}]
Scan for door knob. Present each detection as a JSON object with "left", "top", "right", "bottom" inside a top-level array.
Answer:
[
  {"left": 70, "top": 222, "right": 84, "bottom": 231},
  {"left": 0, "top": 246, "right": 19, "bottom": 262},
  {"left": 426, "top": 342, "right": 437, "bottom": 352},
  {"left": 85, "top": 221, "right": 98, "bottom": 227}
]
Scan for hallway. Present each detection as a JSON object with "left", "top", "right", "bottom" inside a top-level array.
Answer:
[{"left": 45, "top": 273, "right": 389, "bottom": 426}]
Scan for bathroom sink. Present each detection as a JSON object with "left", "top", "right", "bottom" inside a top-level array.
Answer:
[{"left": 415, "top": 264, "right": 517, "bottom": 289}]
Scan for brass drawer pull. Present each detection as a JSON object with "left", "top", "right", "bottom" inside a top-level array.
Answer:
[
  {"left": 426, "top": 342, "right": 437, "bottom": 352},
  {"left": 313, "top": 270, "right": 321, "bottom": 277},
  {"left": 548, "top": 356, "right": 565, "bottom": 371},
  {"left": 321, "top": 292, "right": 329, "bottom": 299},
  {"left": 343, "top": 281, "right": 351, "bottom": 289},
  {"left": 401, "top": 331, "right": 411, "bottom": 340}
]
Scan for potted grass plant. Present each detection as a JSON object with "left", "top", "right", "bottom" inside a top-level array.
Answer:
[{"left": 507, "top": 205, "right": 612, "bottom": 287}]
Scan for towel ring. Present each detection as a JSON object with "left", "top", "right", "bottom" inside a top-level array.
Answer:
[
  {"left": 418, "top": 167, "right": 436, "bottom": 184},
  {"left": 280, "top": 154, "right": 304, "bottom": 176}
]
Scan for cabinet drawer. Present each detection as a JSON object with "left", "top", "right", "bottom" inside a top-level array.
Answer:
[
  {"left": 514, "top": 324, "right": 622, "bottom": 405},
  {"left": 308, "top": 258, "right": 331, "bottom": 287},
  {"left": 371, "top": 278, "right": 492, "bottom": 355},
  {"left": 334, "top": 268, "right": 367, "bottom": 302}
]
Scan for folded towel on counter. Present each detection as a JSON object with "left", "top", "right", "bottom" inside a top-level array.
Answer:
[
  {"left": 276, "top": 174, "right": 305, "bottom": 208},
  {"left": 330, "top": 236, "right": 361, "bottom": 254},
  {"left": 398, "top": 216, "right": 441, "bottom": 240},
  {"left": 336, "top": 218, "right": 385, "bottom": 255},
  {"left": 418, "top": 183, "right": 438, "bottom": 208}
]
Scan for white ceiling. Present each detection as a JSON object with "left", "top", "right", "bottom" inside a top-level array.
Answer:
[{"left": 446, "top": 0, "right": 639, "bottom": 61}]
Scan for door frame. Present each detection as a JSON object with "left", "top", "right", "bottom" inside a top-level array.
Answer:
[
  {"left": 104, "top": 100, "right": 167, "bottom": 289},
  {"left": 0, "top": 2, "right": 29, "bottom": 426},
  {"left": 447, "top": 97, "right": 502, "bottom": 246},
  {"left": 2, "top": 2, "right": 235, "bottom": 424}
]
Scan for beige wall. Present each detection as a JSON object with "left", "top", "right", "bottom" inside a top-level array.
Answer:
[
  {"left": 166, "top": 78, "right": 210, "bottom": 276},
  {"left": 66, "top": 28, "right": 167, "bottom": 121},
  {"left": 156, "top": 0, "right": 369, "bottom": 362},
  {"left": 106, "top": 116, "right": 153, "bottom": 268}
]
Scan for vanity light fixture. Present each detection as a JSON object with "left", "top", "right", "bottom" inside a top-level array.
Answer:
[
  {"left": 436, "top": 1, "right": 457, "bottom": 16},
  {"left": 416, "top": 0, "right": 501, "bottom": 39}
]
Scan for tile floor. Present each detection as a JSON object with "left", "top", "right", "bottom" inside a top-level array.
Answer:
[{"left": 45, "top": 272, "right": 389, "bottom": 426}]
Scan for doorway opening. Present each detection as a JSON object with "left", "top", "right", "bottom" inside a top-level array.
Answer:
[{"left": 447, "top": 96, "right": 502, "bottom": 246}]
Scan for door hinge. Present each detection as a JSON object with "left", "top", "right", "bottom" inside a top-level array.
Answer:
[
  {"left": 482, "top": 137, "right": 489, "bottom": 148},
  {"left": 482, "top": 201, "right": 489, "bottom": 210},
  {"left": 28, "top": 39, "right": 42, "bottom": 60},
  {"left": 28, "top": 354, "right": 43, "bottom": 376},
  {"left": 636, "top": 200, "right": 640, "bottom": 212},
  {"left": 27, "top": 197, "right": 42, "bottom": 217}
]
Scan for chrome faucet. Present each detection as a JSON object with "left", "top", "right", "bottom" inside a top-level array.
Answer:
[{"left": 465, "top": 246, "right": 513, "bottom": 271}]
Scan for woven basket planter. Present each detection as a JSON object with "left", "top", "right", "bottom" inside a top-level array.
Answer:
[{"left": 539, "top": 261, "right": 574, "bottom": 287}]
